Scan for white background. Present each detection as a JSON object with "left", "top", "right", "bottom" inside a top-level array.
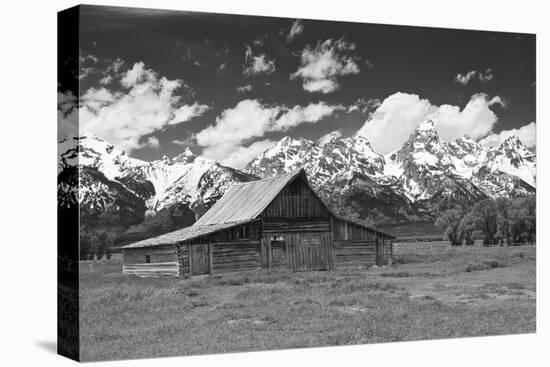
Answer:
[{"left": 0, "top": 0, "right": 548, "bottom": 365}]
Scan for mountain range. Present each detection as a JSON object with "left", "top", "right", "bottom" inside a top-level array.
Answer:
[
  {"left": 58, "top": 120, "right": 536, "bottom": 228},
  {"left": 246, "top": 120, "right": 535, "bottom": 223}
]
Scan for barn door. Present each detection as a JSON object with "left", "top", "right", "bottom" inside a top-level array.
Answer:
[
  {"left": 270, "top": 236, "right": 287, "bottom": 269},
  {"left": 375, "top": 239, "right": 386, "bottom": 266},
  {"left": 190, "top": 244, "right": 210, "bottom": 275},
  {"left": 291, "top": 233, "right": 330, "bottom": 272}
]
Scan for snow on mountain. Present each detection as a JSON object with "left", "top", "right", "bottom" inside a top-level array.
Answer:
[
  {"left": 245, "top": 133, "right": 385, "bottom": 182},
  {"left": 245, "top": 136, "right": 321, "bottom": 178},
  {"left": 376, "top": 120, "right": 458, "bottom": 201},
  {"left": 477, "top": 136, "right": 536, "bottom": 187},
  {"left": 57, "top": 135, "right": 256, "bottom": 217},
  {"left": 58, "top": 135, "right": 143, "bottom": 179},
  {"left": 58, "top": 120, "right": 536, "bottom": 227},
  {"left": 244, "top": 119, "right": 536, "bottom": 222},
  {"left": 444, "top": 135, "right": 484, "bottom": 179}
]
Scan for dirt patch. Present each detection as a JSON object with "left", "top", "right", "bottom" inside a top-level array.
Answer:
[
  {"left": 227, "top": 317, "right": 270, "bottom": 326},
  {"left": 465, "top": 260, "right": 503, "bottom": 272},
  {"left": 335, "top": 306, "right": 369, "bottom": 314},
  {"left": 380, "top": 271, "right": 440, "bottom": 278},
  {"left": 409, "top": 294, "right": 438, "bottom": 301}
]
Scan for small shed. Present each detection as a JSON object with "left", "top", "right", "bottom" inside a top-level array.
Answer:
[{"left": 121, "top": 169, "right": 395, "bottom": 277}]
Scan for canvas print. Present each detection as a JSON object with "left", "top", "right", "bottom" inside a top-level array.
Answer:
[{"left": 57, "top": 5, "right": 536, "bottom": 362}]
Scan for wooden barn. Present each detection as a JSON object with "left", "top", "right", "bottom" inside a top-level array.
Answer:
[{"left": 121, "top": 169, "right": 395, "bottom": 277}]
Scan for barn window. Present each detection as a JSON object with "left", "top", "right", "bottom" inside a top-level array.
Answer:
[
  {"left": 310, "top": 234, "right": 321, "bottom": 246},
  {"left": 238, "top": 226, "right": 249, "bottom": 239},
  {"left": 302, "top": 198, "right": 309, "bottom": 217},
  {"left": 145, "top": 255, "right": 151, "bottom": 263}
]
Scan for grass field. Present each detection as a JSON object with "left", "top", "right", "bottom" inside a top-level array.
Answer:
[{"left": 79, "top": 243, "right": 536, "bottom": 362}]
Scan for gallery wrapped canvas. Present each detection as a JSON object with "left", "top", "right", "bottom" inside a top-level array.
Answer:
[{"left": 58, "top": 4, "right": 536, "bottom": 362}]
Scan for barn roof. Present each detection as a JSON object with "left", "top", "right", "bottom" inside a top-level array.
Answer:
[
  {"left": 122, "top": 219, "right": 255, "bottom": 249},
  {"left": 194, "top": 169, "right": 304, "bottom": 225},
  {"left": 123, "top": 168, "right": 394, "bottom": 249},
  {"left": 333, "top": 216, "right": 395, "bottom": 239}
]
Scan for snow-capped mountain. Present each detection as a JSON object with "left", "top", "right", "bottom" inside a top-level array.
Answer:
[
  {"left": 57, "top": 135, "right": 256, "bottom": 220},
  {"left": 471, "top": 136, "right": 536, "bottom": 198},
  {"left": 58, "top": 121, "right": 536, "bottom": 228},
  {"left": 246, "top": 136, "right": 321, "bottom": 178},
  {"left": 244, "top": 120, "right": 536, "bottom": 223}
]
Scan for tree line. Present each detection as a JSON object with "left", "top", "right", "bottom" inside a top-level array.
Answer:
[
  {"left": 435, "top": 196, "right": 535, "bottom": 246},
  {"left": 78, "top": 203, "right": 196, "bottom": 260}
]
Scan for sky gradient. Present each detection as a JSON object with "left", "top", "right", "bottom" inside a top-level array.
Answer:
[{"left": 58, "top": 5, "right": 536, "bottom": 168}]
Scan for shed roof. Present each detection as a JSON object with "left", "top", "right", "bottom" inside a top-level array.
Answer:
[
  {"left": 122, "top": 219, "right": 254, "bottom": 249},
  {"left": 194, "top": 169, "right": 304, "bottom": 225}
]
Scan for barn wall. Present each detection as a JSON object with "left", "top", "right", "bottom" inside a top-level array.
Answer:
[
  {"left": 211, "top": 241, "right": 261, "bottom": 274},
  {"left": 261, "top": 176, "right": 330, "bottom": 219},
  {"left": 333, "top": 219, "right": 378, "bottom": 241},
  {"left": 122, "top": 246, "right": 179, "bottom": 277},
  {"left": 382, "top": 238, "right": 394, "bottom": 265},
  {"left": 333, "top": 240, "right": 376, "bottom": 267},
  {"left": 261, "top": 219, "right": 331, "bottom": 234},
  {"left": 177, "top": 241, "right": 262, "bottom": 276},
  {"left": 176, "top": 221, "right": 262, "bottom": 276},
  {"left": 332, "top": 218, "right": 393, "bottom": 267}
]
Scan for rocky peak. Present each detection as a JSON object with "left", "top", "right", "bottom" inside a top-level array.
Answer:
[
  {"left": 416, "top": 119, "right": 436, "bottom": 131},
  {"left": 485, "top": 135, "right": 535, "bottom": 169},
  {"left": 398, "top": 119, "right": 443, "bottom": 156},
  {"left": 499, "top": 136, "right": 533, "bottom": 157},
  {"left": 446, "top": 135, "right": 482, "bottom": 159},
  {"left": 172, "top": 147, "right": 196, "bottom": 163}
]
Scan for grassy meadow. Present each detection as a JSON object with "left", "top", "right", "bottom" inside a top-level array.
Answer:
[{"left": 79, "top": 242, "right": 536, "bottom": 361}]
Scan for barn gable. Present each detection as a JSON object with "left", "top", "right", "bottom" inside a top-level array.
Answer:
[
  {"left": 193, "top": 170, "right": 303, "bottom": 225},
  {"left": 260, "top": 172, "right": 330, "bottom": 220}
]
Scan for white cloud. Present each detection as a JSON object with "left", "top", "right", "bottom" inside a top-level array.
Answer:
[
  {"left": 252, "top": 38, "right": 264, "bottom": 46},
  {"left": 291, "top": 38, "right": 360, "bottom": 93},
  {"left": 80, "top": 53, "right": 99, "bottom": 64},
  {"left": 455, "top": 68, "right": 493, "bottom": 85},
  {"left": 274, "top": 102, "right": 344, "bottom": 130},
  {"left": 79, "top": 67, "right": 94, "bottom": 80},
  {"left": 357, "top": 92, "right": 505, "bottom": 154},
  {"left": 217, "top": 63, "right": 227, "bottom": 73},
  {"left": 479, "top": 122, "right": 536, "bottom": 148},
  {"left": 244, "top": 47, "right": 276, "bottom": 76},
  {"left": 196, "top": 99, "right": 346, "bottom": 168},
  {"left": 170, "top": 102, "right": 210, "bottom": 125},
  {"left": 58, "top": 89, "right": 78, "bottom": 139},
  {"left": 287, "top": 20, "right": 304, "bottom": 42},
  {"left": 210, "top": 139, "right": 276, "bottom": 169},
  {"left": 120, "top": 62, "right": 156, "bottom": 87},
  {"left": 348, "top": 98, "right": 381, "bottom": 114},
  {"left": 76, "top": 61, "right": 208, "bottom": 151},
  {"left": 78, "top": 53, "right": 99, "bottom": 80},
  {"left": 172, "top": 136, "right": 196, "bottom": 147},
  {"left": 433, "top": 94, "right": 505, "bottom": 142},
  {"left": 236, "top": 84, "right": 253, "bottom": 94},
  {"left": 99, "top": 75, "right": 113, "bottom": 85},
  {"left": 317, "top": 130, "right": 343, "bottom": 147},
  {"left": 145, "top": 136, "right": 160, "bottom": 149}
]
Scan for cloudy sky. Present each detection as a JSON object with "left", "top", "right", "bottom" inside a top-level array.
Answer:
[{"left": 58, "top": 5, "right": 536, "bottom": 168}]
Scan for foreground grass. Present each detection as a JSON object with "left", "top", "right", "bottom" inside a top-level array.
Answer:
[{"left": 79, "top": 244, "right": 535, "bottom": 361}]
